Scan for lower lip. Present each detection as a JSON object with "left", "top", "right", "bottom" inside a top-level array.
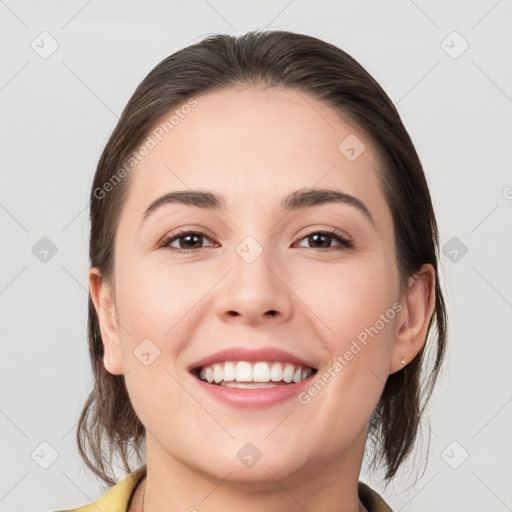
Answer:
[{"left": 190, "top": 373, "right": 316, "bottom": 409}]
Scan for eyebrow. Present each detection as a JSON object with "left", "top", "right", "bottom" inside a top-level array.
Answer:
[{"left": 141, "top": 187, "right": 375, "bottom": 227}]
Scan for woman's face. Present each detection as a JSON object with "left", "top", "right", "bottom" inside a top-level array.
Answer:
[{"left": 92, "top": 86, "right": 429, "bottom": 484}]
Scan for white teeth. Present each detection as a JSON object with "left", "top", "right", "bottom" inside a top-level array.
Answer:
[
  {"left": 270, "top": 362, "right": 283, "bottom": 381},
  {"left": 196, "top": 361, "right": 314, "bottom": 386},
  {"left": 282, "top": 363, "right": 295, "bottom": 383},
  {"left": 223, "top": 361, "right": 236, "bottom": 381},
  {"left": 235, "top": 361, "right": 252, "bottom": 382},
  {"left": 253, "top": 362, "right": 270, "bottom": 382},
  {"left": 213, "top": 363, "right": 223, "bottom": 383}
]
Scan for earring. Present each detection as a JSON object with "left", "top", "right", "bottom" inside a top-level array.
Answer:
[
  {"left": 400, "top": 357, "right": 406, "bottom": 364},
  {"left": 109, "top": 354, "right": 114, "bottom": 362}
]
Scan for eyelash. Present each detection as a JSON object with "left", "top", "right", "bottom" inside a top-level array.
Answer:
[{"left": 159, "top": 228, "right": 354, "bottom": 253}]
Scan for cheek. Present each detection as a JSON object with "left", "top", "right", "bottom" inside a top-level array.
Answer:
[
  {"left": 295, "top": 257, "right": 399, "bottom": 349},
  {"left": 113, "top": 257, "right": 203, "bottom": 437},
  {"left": 289, "top": 261, "right": 399, "bottom": 454},
  {"left": 114, "top": 256, "right": 212, "bottom": 341},
  {"left": 296, "top": 258, "right": 398, "bottom": 404}
]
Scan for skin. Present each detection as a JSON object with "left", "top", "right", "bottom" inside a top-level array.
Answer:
[{"left": 90, "top": 86, "right": 435, "bottom": 512}]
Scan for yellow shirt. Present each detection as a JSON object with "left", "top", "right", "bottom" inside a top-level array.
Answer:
[{"left": 54, "top": 464, "right": 393, "bottom": 512}]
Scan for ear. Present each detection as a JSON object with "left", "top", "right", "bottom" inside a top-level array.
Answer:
[
  {"left": 389, "top": 264, "right": 436, "bottom": 374},
  {"left": 89, "top": 267, "right": 124, "bottom": 375}
]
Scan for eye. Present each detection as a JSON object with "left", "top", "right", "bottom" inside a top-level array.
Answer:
[
  {"left": 295, "top": 229, "right": 354, "bottom": 250},
  {"left": 160, "top": 230, "right": 216, "bottom": 253},
  {"left": 160, "top": 228, "right": 354, "bottom": 253}
]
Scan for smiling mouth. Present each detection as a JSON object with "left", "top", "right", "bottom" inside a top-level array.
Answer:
[{"left": 192, "top": 361, "right": 317, "bottom": 389}]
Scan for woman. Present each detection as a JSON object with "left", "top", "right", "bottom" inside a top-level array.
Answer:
[{"left": 56, "top": 29, "right": 447, "bottom": 512}]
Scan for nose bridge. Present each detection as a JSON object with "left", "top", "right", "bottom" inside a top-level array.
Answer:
[
  {"left": 217, "top": 230, "right": 293, "bottom": 323},
  {"left": 231, "top": 231, "right": 278, "bottom": 297},
  {"left": 227, "top": 203, "right": 277, "bottom": 271}
]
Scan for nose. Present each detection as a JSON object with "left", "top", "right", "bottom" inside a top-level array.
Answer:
[{"left": 215, "top": 241, "right": 294, "bottom": 327}]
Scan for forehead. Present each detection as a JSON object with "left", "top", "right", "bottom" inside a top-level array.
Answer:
[{"left": 123, "top": 86, "right": 389, "bottom": 226}]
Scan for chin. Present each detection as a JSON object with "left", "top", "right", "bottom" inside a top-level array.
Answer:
[{"left": 187, "top": 436, "right": 311, "bottom": 485}]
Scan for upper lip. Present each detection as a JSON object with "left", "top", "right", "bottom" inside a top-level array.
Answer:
[{"left": 188, "top": 346, "right": 317, "bottom": 372}]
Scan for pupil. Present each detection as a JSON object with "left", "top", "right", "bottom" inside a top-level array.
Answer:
[
  {"left": 183, "top": 234, "right": 200, "bottom": 248},
  {"left": 311, "top": 234, "right": 328, "bottom": 248}
]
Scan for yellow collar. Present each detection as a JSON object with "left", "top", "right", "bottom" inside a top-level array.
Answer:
[{"left": 56, "top": 464, "right": 147, "bottom": 512}]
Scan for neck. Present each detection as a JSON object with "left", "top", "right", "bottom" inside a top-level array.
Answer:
[{"left": 138, "top": 431, "right": 368, "bottom": 512}]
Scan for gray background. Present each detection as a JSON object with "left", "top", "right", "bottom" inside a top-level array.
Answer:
[{"left": 1, "top": 1, "right": 511, "bottom": 511}]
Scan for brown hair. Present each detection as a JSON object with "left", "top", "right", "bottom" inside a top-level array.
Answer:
[{"left": 78, "top": 28, "right": 447, "bottom": 489}]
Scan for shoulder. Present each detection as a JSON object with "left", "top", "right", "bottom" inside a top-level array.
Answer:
[
  {"left": 53, "top": 465, "right": 147, "bottom": 512},
  {"left": 358, "top": 481, "right": 394, "bottom": 512}
]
